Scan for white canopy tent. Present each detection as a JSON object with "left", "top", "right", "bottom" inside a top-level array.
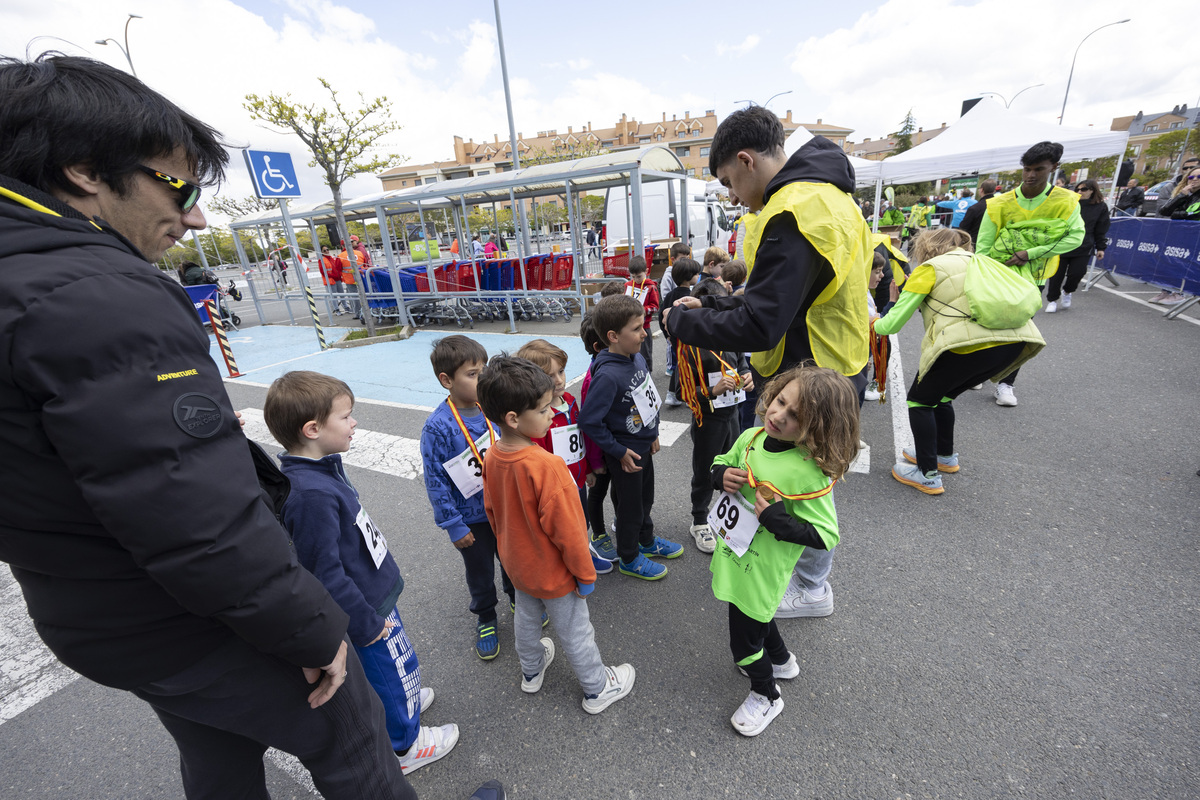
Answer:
[{"left": 876, "top": 98, "right": 1129, "bottom": 184}]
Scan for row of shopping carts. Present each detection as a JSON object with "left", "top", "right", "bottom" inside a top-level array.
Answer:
[{"left": 361, "top": 253, "right": 580, "bottom": 328}]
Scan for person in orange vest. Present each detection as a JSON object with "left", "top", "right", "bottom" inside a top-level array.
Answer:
[
  {"left": 318, "top": 245, "right": 349, "bottom": 314},
  {"left": 337, "top": 246, "right": 364, "bottom": 321}
]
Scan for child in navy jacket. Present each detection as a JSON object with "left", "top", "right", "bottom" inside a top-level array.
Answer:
[{"left": 265, "top": 370, "right": 458, "bottom": 775}]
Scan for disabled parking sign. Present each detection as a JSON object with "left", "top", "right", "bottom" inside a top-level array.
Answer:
[{"left": 244, "top": 149, "right": 302, "bottom": 198}]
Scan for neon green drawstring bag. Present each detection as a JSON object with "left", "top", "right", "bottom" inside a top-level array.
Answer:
[{"left": 963, "top": 253, "right": 1042, "bottom": 329}]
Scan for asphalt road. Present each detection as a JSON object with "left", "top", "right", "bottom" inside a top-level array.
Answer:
[{"left": 2, "top": 277, "right": 1197, "bottom": 800}]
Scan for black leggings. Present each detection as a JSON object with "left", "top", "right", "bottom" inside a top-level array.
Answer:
[
  {"left": 907, "top": 343, "right": 1025, "bottom": 473},
  {"left": 729, "top": 604, "right": 788, "bottom": 700},
  {"left": 1045, "top": 253, "right": 1092, "bottom": 301}
]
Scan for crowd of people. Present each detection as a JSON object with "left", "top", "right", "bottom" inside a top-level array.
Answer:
[{"left": 1, "top": 51, "right": 1197, "bottom": 800}]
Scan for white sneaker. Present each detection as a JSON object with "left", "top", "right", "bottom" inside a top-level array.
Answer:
[
  {"left": 738, "top": 651, "right": 800, "bottom": 680},
  {"left": 730, "top": 687, "right": 784, "bottom": 737},
  {"left": 994, "top": 383, "right": 1018, "bottom": 407},
  {"left": 582, "top": 664, "right": 636, "bottom": 714},
  {"left": 1045, "top": 301, "right": 1057, "bottom": 313},
  {"left": 419, "top": 686, "right": 435, "bottom": 713},
  {"left": 863, "top": 387, "right": 881, "bottom": 401},
  {"left": 664, "top": 391, "right": 683, "bottom": 407},
  {"left": 775, "top": 580, "right": 834, "bottom": 618},
  {"left": 1061, "top": 292, "right": 1072, "bottom": 309},
  {"left": 521, "top": 637, "right": 555, "bottom": 694},
  {"left": 690, "top": 523, "right": 716, "bottom": 554},
  {"left": 397, "top": 723, "right": 460, "bottom": 774}
]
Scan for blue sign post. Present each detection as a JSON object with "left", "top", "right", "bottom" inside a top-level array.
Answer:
[{"left": 243, "top": 150, "right": 302, "bottom": 199}]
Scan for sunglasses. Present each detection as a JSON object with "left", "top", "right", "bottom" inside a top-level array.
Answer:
[
  {"left": 1188, "top": 175, "right": 1200, "bottom": 182},
  {"left": 138, "top": 165, "right": 202, "bottom": 212},
  {"left": 1075, "top": 187, "right": 1091, "bottom": 192}
]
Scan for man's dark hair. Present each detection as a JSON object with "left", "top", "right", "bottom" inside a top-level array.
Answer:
[
  {"left": 980, "top": 179, "right": 998, "bottom": 196},
  {"left": 477, "top": 355, "right": 553, "bottom": 424},
  {"left": 430, "top": 335, "right": 487, "bottom": 379},
  {"left": 691, "top": 277, "right": 729, "bottom": 299},
  {"left": 709, "top": 106, "right": 785, "bottom": 176},
  {"left": 1020, "top": 141, "right": 1064, "bottom": 167},
  {"left": 0, "top": 54, "right": 229, "bottom": 198},
  {"left": 593, "top": 295, "right": 644, "bottom": 343},
  {"left": 671, "top": 257, "right": 701, "bottom": 285}
]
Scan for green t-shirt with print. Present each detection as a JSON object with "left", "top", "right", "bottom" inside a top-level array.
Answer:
[{"left": 709, "top": 427, "right": 840, "bottom": 622}]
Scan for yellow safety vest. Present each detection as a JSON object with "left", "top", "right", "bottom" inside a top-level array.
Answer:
[
  {"left": 984, "top": 187, "right": 1079, "bottom": 280},
  {"left": 873, "top": 232, "right": 908, "bottom": 286},
  {"left": 742, "top": 182, "right": 872, "bottom": 377}
]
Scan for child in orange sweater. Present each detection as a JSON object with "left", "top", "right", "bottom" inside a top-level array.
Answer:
[{"left": 479, "top": 355, "right": 635, "bottom": 714}]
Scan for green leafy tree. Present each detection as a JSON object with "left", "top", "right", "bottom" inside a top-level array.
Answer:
[
  {"left": 1143, "top": 129, "right": 1195, "bottom": 167},
  {"left": 245, "top": 78, "right": 406, "bottom": 335},
  {"left": 895, "top": 110, "right": 917, "bottom": 155},
  {"left": 579, "top": 195, "right": 605, "bottom": 224}
]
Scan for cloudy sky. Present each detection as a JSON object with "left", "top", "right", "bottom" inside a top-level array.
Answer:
[{"left": 4, "top": 0, "right": 1197, "bottom": 223}]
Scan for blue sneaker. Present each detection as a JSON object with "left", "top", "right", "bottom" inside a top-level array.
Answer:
[
  {"left": 476, "top": 621, "right": 499, "bottom": 660},
  {"left": 591, "top": 551, "right": 614, "bottom": 575},
  {"left": 618, "top": 553, "right": 667, "bottom": 580},
  {"left": 590, "top": 531, "right": 619, "bottom": 561},
  {"left": 510, "top": 601, "right": 549, "bottom": 627},
  {"left": 640, "top": 536, "right": 683, "bottom": 559}
]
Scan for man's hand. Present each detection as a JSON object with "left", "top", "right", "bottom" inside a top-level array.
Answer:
[
  {"left": 650, "top": 438, "right": 660, "bottom": 455},
  {"left": 722, "top": 467, "right": 749, "bottom": 493},
  {"left": 673, "top": 296, "right": 702, "bottom": 310},
  {"left": 1005, "top": 250, "right": 1030, "bottom": 267},
  {"left": 303, "top": 640, "right": 348, "bottom": 709},
  {"left": 619, "top": 448, "right": 642, "bottom": 472},
  {"left": 1096, "top": 250, "right": 1105, "bottom": 261},
  {"left": 453, "top": 532, "right": 476, "bottom": 549},
  {"left": 889, "top": 281, "right": 900, "bottom": 303},
  {"left": 235, "top": 410, "right": 246, "bottom": 429}
]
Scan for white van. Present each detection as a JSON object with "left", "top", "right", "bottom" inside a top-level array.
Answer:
[{"left": 602, "top": 177, "right": 730, "bottom": 256}]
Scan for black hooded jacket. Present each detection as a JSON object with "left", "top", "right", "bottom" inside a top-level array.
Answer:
[
  {"left": 0, "top": 175, "right": 348, "bottom": 689},
  {"left": 664, "top": 137, "right": 853, "bottom": 373}
]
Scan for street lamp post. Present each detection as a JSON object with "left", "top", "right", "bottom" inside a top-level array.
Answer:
[
  {"left": 95, "top": 13, "right": 142, "bottom": 78},
  {"left": 1059, "top": 19, "right": 1130, "bottom": 125},
  {"left": 979, "top": 84, "right": 1044, "bottom": 109}
]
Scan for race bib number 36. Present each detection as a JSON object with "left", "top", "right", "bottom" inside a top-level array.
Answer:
[
  {"left": 442, "top": 429, "right": 492, "bottom": 499},
  {"left": 707, "top": 490, "right": 759, "bottom": 557},
  {"left": 630, "top": 373, "right": 661, "bottom": 427},
  {"left": 551, "top": 424, "right": 585, "bottom": 466}
]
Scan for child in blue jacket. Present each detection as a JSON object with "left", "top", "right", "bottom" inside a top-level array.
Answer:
[{"left": 265, "top": 370, "right": 458, "bottom": 775}]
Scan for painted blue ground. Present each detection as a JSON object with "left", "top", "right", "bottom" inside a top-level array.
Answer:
[{"left": 209, "top": 326, "right": 591, "bottom": 408}]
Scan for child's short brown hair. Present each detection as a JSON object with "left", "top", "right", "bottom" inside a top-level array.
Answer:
[
  {"left": 593, "top": 295, "right": 644, "bottom": 344},
  {"left": 264, "top": 370, "right": 354, "bottom": 452},
  {"left": 722, "top": 259, "right": 747, "bottom": 287},
  {"left": 430, "top": 335, "right": 487, "bottom": 379},
  {"left": 579, "top": 312, "right": 605, "bottom": 355},
  {"left": 628, "top": 256, "right": 647, "bottom": 276},
  {"left": 477, "top": 355, "right": 553, "bottom": 424},
  {"left": 669, "top": 242, "right": 691, "bottom": 262},
  {"left": 515, "top": 338, "right": 568, "bottom": 373},
  {"left": 755, "top": 365, "right": 860, "bottom": 481},
  {"left": 599, "top": 280, "right": 625, "bottom": 297},
  {"left": 702, "top": 246, "right": 730, "bottom": 268}
]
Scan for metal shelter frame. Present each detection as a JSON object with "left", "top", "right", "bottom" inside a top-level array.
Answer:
[{"left": 228, "top": 145, "right": 687, "bottom": 334}]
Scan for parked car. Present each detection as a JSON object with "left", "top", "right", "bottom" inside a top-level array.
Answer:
[{"left": 1140, "top": 180, "right": 1177, "bottom": 217}]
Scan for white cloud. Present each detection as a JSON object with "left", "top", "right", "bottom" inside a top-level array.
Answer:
[
  {"left": 717, "top": 35, "right": 760, "bottom": 57},
  {"left": 788, "top": 0, "right": 1200, "bottom": 143},
  {"left": 567, "top": 58, "right": 592, "bottom": 71}
]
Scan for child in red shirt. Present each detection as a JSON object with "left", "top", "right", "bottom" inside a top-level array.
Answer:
[
  {"left": 622, "top": 256, "right": 660, "bottom": 373},
  {"left": 515, "top": 339, "right": 614, "bottom": 576}
]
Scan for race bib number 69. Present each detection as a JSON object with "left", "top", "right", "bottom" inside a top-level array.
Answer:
[{"left": 707, "top": 490, "right": 759, "bottom": 557}]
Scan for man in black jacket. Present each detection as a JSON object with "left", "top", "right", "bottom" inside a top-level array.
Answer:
[
  {"left": 0, "top": 55, "right": 435, "bottom": 800},
  {"left": 1115, "top": 178, "right": 1144, "bottom": 217},
  {"left": 959, "top": 179, "right": 997, "bottom": 245}
]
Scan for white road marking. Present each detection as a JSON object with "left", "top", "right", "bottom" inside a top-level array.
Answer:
[
  {"left": 238, "top": 409, "right": 425, "bottom": 480},
  {"left": 887, "top": 342, "right": 915, "bottom": 466},
  {"left": 657, "top": 420, "right": 689, "bottom": 447},
  {"left": 266, "top": 750, "right": 318, "bottom": 796},
  {"left": 849, "top": 443, "right": 870, "bottom": 474},
  {"left": 1094, "top": 284, "right": 1200, "bottom": 327},
  {"left": 0, "top": 567, "right": 80, "bottom": 725}
]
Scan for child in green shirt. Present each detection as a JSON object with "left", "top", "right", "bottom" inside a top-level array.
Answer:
[{"left": 708, "top": 365, "right": 859, "bottom": 737}]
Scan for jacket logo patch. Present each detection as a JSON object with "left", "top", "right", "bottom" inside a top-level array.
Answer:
[
  {"left": 173, "top": 392, "right": 223, "bottom": 438},
  {"left": 158, "top": 369, "right": 199, "bottom": 381}
]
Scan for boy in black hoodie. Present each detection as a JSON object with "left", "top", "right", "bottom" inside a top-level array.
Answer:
[
  {"left": 663, "top": 105, "right": 872, "bottom": 620},
  {"left": 579, "top": 295, "right": 682, "bottom": 580}
]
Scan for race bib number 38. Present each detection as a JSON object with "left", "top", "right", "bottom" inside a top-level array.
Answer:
[
  {"left": 442, "top": 429, "right": 492, "bottom": 499},
  {"left": 707, "top": 490, "right": 759, "bottom": 557}
]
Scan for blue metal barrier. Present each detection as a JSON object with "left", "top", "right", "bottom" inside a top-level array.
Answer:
[
  {"left": 1105, "top": 218, "right": 1200, "bottom": 296},
  {"left": 183, "top": 284, "right": 219, "bottom": 324}
]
